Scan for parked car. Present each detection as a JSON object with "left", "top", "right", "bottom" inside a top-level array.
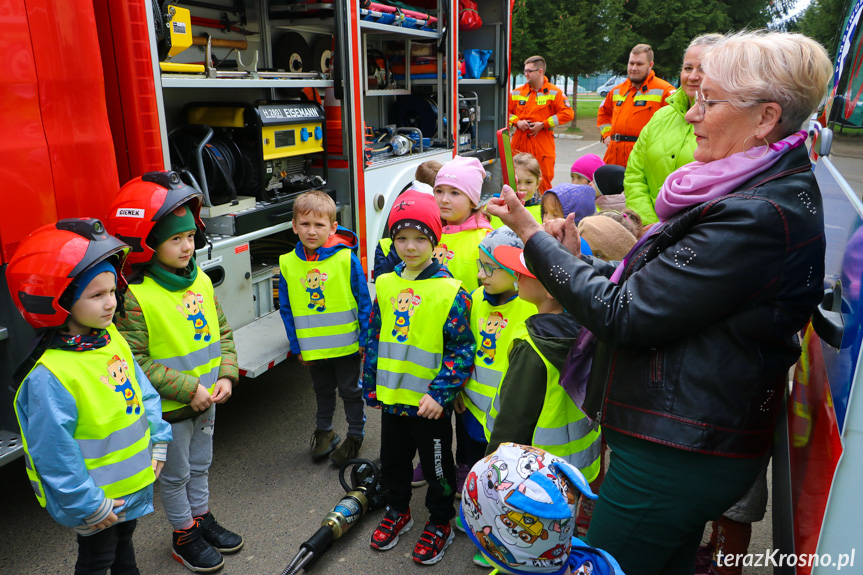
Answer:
[{"left": 597, "top": 75, "right": 625, "bottom": 97}]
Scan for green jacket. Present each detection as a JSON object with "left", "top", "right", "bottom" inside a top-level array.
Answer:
[
  {"left": 624, "top": 89, "right": 696, "bottom": 225},
  {"left": 486, "top": 312, "right": 581, "bottom": 454}
]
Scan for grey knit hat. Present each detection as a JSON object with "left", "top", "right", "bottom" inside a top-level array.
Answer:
[{"left": 480, "top": 226, "right": 523, "bottom": 277}]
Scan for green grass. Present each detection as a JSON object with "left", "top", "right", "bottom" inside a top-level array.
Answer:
[{"left": 573, "top": 96, "right": 602, "bottom": 121}]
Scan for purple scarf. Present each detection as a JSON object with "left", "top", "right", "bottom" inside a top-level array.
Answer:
[{"left": 654, "top": 131, "right": 807, "bottom": 222}]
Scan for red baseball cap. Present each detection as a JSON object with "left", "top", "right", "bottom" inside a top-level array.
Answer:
[{"left": 493, "top": 245, "right": 536, "bottom": 279}]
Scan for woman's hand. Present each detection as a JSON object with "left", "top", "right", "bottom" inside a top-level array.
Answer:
[
  {"left": 485, "top": 185, "right": 543, "bottom": 243},
  {"left": 543, "top": 213, "right": 582, "bottom": 257},
  {"left": 417, "top": 394, "right": 443, "bottom": 419}
]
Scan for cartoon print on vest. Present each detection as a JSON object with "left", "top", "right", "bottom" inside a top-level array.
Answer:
[
  {"left": 432, "top": 244, "right": 454, "bottom": 265},
  {"left": 389, "top": 288, "right": 421, "bottom": 343},
  {"left": 177, "top": 290, "right": 211, "bottom": 341},
  {"left": 100, "top": 354, "right": 141, "bottom": 415},
  {"left": 476, "top": 312, "right": 509, "bottom": 365},
  {"left": 496, "top": 494, "right": 550, "bottom": 547},
  {"left": 301, "top": 268, "right": 328, "bottom": 312}
]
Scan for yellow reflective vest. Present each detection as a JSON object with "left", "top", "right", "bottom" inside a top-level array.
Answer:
[
  {"left": 490, "top": 204, "right": 542, "bottom": 229},
  {"left": 436, "top": 229, "right": 488, "bottom": 292},
  {"left": 510, "top": 323, "right": 601, "bottom": 482},
  {"left": 280, "top": 249, "right": 360, "bottom": 360},
  {"left": 374, "top": 272, "right": 461, "bottom": 407},
  {"left": 129, "top": 272, "right": 222, "bottom": 413},
  {"left": 16, "top": 325, "right": 155, "bottom": 504},
  {"left": 463, "top": 289, "right": 536, "bottom": 440}
]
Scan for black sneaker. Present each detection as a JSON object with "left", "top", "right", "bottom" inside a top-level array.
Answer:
[
  {"left": 370, "top": 506, "right": 413, "bottom": 551},
  {"left": 412, "top": 521, "right": 455, "bottom": 565},
  {"left": 195, "top": 511, "right": 244, "bottom": 554},
  {"left": 172, "top": 519, "right": 224, "bottom": 573},
  {"left": 310, "top": 429, "right": 340, "bottom": 460},
  {"left": 330, "top": 435, "right": 363, "bottom": 467}
]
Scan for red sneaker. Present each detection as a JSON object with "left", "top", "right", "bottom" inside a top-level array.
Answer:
[
  {"left": 412, "top": 521, "right": 455, "bottom": 565},
  {"left": 370, "top": 507, "right": 413, "bottom": 551}
]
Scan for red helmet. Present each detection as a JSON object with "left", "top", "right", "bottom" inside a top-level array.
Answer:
[
  {"left": 105, "top": 171, "right": 205, "bottom": 269},
  {"left": 6, "top": 218, "right": 130, "bottom": 330}
]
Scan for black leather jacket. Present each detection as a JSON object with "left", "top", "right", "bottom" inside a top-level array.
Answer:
[{"left": 524, "top": 145, "right": 824, "bottom": 457}]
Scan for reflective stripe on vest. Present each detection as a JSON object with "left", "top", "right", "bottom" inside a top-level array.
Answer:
[
  {"left": 437, "top": 229, "right": 488, "bottom": 291},
  {"left": 633, "top": 89, "right": 666, "bottom": 103},
  {"left": 375, "top": 273, "right": 461, "bottom": 407},
  {"left": 281, "top": 248, "right": 360, "bottom": 361},
  {"left": 16, "top": 325, "right": 155, "bottom": 503},
  {"left": 463, "top": 289, "right": 536, "bottom": 439},
  {"left": 130, "top": 272, "right": 222, "bottom": 413},
  {"left": 515, "top": 323, "right": 601, "bottom": 482}
]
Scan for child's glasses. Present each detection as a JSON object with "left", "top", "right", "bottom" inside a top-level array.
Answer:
[{"left": 476, "top": 259, "right": 505, "bottom": 277}]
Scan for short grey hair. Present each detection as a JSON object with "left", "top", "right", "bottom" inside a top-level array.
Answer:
[{"left": 701, "top": 30, "right": 832, "bottom": 136}]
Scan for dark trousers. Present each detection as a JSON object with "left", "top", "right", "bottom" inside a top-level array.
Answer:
[
  {"left": 380, "top": 411, "right": 456, "bottom": 525},
  {"left": 309, "top": 354, "right": 365, "bottom": 438},
  {"left": 75, "top": 519, "right": 139, "bottom": 575},
  {"left": 586, "top": 430, "right": 764, "bottom": 575}
]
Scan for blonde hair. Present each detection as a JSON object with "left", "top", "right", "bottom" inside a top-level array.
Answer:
[
  {"left": 630, "top": 44, "right": 654, "bottom": 63},
  {"left": 415, "top": 160, "right": 443, "bottom": 187},
  {"left": 687, "top": 33, "right": 723, "bottom": 52},
  {"left": 513, "top": 152, "right": 542, "bottom": 195},
  {"left": 524, "top": 55, "right": 546, "bottom": 72},
  {"left": 293, "top": 190, "right": 336, "bottom": 223},
  {"left": 701, "top": 31, "right": 832, "bottom": 136}
]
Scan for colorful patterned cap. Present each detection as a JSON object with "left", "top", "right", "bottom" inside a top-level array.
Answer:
[{"left": 460, "top": 443, "right": 597, "bottom": 574}]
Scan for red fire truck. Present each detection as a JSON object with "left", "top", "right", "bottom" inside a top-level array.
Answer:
[{"left": 0, "top": 0, "right": 513, "bottom": 464}]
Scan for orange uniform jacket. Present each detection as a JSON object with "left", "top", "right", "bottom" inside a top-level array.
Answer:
[
  {"left": 508, "top": 77, "right": 574, "bottom": 192},
  {"left": 597, "top": 71, "right": 675, "bottom": 167}
]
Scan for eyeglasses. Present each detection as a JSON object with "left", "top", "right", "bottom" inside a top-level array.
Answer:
[
  {"left": 693, "top": 91, "right": 772, "bottom": 117},
  {"left": 523, "top": 68, "right": 540, "bottom": 75},
  {"left": 477, "top": 259, "right": 505, "bottom": 277}
]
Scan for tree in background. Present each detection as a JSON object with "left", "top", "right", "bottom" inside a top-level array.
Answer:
[
  {"left": 511, "top": 0, "right": 628, "bottom": 127},
  {"left": 789, "top": 0, "right": 848, "bottom": 58},
  {"left": 609, "top": 0, "right": 798, "bottom": 80}
]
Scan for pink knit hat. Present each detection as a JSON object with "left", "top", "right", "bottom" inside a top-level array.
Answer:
[
  {"left": 434, "top": 155, "right": 486, "bottom": 206},
  {"left": 570, "top": 153, "right": 605, "bottom": 183}
]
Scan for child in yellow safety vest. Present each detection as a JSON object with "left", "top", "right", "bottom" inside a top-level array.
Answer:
[
  {"left": 373, "top": 160, "right": 442, "bottom": 280},
  {"left": 453, "top": 225, "right": 537, "bottom": 567},
  {"left": 278, "top": 190, "right": 371, "bottom": 466},
  {"left": 106, "top": 172, "right": 242, "bottom": 573},
  {"left": 8, "top": 219, "right": 172, "bottom": 575},
  {"left": 488, "top": 244, "right": 603, "bottom": 489},
  {"left": 489, "top": 152, "right": 544, "bottom": 229},
  {"left": 363, "top": 190, "right": 475, "bottom": 566}
]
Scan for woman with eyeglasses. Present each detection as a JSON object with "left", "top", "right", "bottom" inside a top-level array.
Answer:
[
  {"left": 487, "top": 31, "right": 832, "bottom": 575},
  {"left": 623, "top": 33, "right": 724, "bottom": 226}
]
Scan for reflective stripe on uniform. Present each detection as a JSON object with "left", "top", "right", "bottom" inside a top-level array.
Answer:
[
  {"left": 377, "top": 369, "right": 433, "bottom": 396},
  {"left": 633, "top": 89, "right": 665, "bottom": 103},
  {"left": 76, "top": 413, "right": 149, "bottom": 460},
  {"left": 464, "top": 387, "right": 492, "bottom": 414},
  {"left": 378, "top": 341, "right": 442, "bottom": 370},
  {"left": 548, "top": 114, "right": 560, "bottom": 127},
  {"left": 294, "top": 309, "right": 359, "bottom": 330},
  {"left": 87, "top": 445, "right": 153, "bottom": 488},
  {"left": 299, "top": 331, "right": 359, "bottom": 352},
  {"left": 157, "top": 341, "right": 221, "bottom": 374}
]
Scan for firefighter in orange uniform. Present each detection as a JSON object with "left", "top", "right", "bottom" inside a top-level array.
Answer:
[
  {"left": 508, "top": 55, "right": 574, "bottom": 192},
  {"left": 597, "top": 44, "right": 676, "bottom": 167}
]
